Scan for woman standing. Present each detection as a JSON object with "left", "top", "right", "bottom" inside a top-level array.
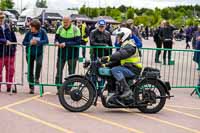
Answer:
[{"left": 159, "top": 20, "right": 176, "bottom": 65}]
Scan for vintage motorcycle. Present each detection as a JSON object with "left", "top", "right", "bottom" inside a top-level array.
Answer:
[{"left": 58, "top": 59, "right": 173, "bottom": 113}]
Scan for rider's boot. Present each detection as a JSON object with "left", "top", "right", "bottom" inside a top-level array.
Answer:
[{"left": 119, "top": 79, "right": 133, "bottom": 99}]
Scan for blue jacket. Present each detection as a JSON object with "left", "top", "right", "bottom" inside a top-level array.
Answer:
[
  {"left": 23, "top": 28, "right": 49, "bottom": 57},
  {"left": 0, "top": 24, "right": 17, "bottom": 57}
]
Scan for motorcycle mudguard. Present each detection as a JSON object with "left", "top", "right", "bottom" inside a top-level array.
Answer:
[
  {"left": 134, "top": 77, "right": 171, "bottom": 96},
  {"left": 64, "top": 75, "right": 97, "bottom": 97}
]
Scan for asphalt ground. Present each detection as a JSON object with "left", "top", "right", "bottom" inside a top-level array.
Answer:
[{"left": 0, "top": 33, "right": 200, "bottom": 133}]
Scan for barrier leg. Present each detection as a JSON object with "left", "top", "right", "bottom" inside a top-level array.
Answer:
[
  {"left": 196, "top": 88, "right": 200, "bottom": 98},
  {"left": 190, "top": 89, "right": 196, "bottom": 96},
  {"left": 13, "top": 84, "right": 17, "bottom": 93},
  {"left": 40, "top": 85, "right": 44, "bottom": 97}
]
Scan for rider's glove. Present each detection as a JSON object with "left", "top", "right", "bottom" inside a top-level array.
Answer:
[
  {"left": 101, "top": 56, "right": 110, "bottom": 63},
  {"left": 101, "top": 64, "right": 106, "bottom": 67}
]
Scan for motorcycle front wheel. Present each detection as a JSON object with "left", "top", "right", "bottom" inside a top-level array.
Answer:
[{"left": 58, "top": 76, "right": 95, "bottom": 112}]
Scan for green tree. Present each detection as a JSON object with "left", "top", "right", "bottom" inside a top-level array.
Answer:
[
  {"left": 90, "top": 8, "right": 98, "bottom": 17},
  {"left": 170, "top": 17, "right": 184, "bottom": 28},
  {"left": 0, "top": 0, "right": 14, "bottom": 10},
  {"left": 118, "top": 5, "right": 126, "bottom": 13},
  {"left": 134, "top": 16, "right": 152, "bottom": 26},
  {"left": 126, "top": 8, "right": 134, "bottom": 19},
  {"left": 79, "top": 5, "right": 86, "bottom": 15},
  {"left": 105, "top": 6, "right": 112, "bottom": 16},
  {"left": 161, "top": 8, "right": 171, "bottom": 20},
  {"left": 36, "top": 0, "right": 48, "bottom": 8},
  {"left": 110, "top": 8, "right": 121, "bottom": 21}
]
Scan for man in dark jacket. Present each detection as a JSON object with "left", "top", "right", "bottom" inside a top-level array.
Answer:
[
  {"left": 153, "top": 26, "right": 163, "bottom": 63},
  {"left": 0, "top": 11, "right": 17, "bottom": 93},
  {"left": 90, "top": 19, "right": 112, "bottom": 60},
  {"left": 102, "top": 27, "right": 142, "bottom": 99},
  {"left": 192, "top": 26, "right": 200, "bottom": 93},
  {"left": 23, "top": 19, "right": 49, "bottom": 94},
  {"left": 159, "top": 20, "right": 176, "bottom": 65}
]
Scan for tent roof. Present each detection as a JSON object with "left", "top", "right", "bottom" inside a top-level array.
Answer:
[
  {"left": 36, "top": 12, "right": 63, "bottom": 20},
  {"left": 93, "top": 16, "right": 120, "bottom": 24},
  {"left": 20, "top": 8, "right": 78, "bottom": 18},
  {"left": 70, "top": 14, "right": 94, "bottom": 22}
]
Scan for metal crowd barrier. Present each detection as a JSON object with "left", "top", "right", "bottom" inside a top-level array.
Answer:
[{"left": 25, "top": 44, "right": 200, "bottom": 97}]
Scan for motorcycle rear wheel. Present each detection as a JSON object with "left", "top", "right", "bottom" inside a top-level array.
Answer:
[{"left": 135, "top": 79, "right": 166, "bottom": 113}]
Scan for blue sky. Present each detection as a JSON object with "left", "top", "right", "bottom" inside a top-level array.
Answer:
[{"left": 13, "top": 0, "right": 200, "bottom": 10}]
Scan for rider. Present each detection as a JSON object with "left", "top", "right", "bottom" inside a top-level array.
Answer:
[{"left": 102, "top": 27, "right": 143, "bottom": 99}]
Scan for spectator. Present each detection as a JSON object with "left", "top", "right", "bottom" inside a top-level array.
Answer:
[
  {"left": 90, "top": 19, "right": 112, "bottom": 89},
  {"left": 126, "top": 19, "right": 143, "bottom": 57},
  {"left": 89, "top": 24, "right": 96, "bottom": 34},
  {"left": 185, "top": 26, "right": 193, "bottom": 49},
  {"left": 90, "top": 19, "right": 112, "bottom": 60},
  {"left": 126, "top": 19, "right": 142, "bottom": 41},
  {"left": 0, "top": 11, "right": 17, "bottom": 93},
  {"left": 153, "top": 21, "right": 164, "bottom": 63},
  {"left": 192, "top": 26, "right": 200, "bottom": 92},
  {"left": 54, "top": 16, "right": 81, "bottom": 94},
  {"left": 22, "top": 19, "right": 49, "bottom": 94},
  {"left": 145, "top": 26, "right": 149, "bottom": 40},
  {"left": 179, "top": 26, "right": 184, "bottom": 40},
  {"left": 77, "top": 20, "right": 89, "bottom": 59},
  {"left": 56, "top": 20, "right": 61, "bottom": 31},
  {"left": 159, "top": 20, "right": 177, "bottom": 65},
  {"left": 114, "top": 21, "right": 142, "bottom": 50}
]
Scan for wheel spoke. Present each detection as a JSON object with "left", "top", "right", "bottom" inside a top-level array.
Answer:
[{"left": 82, "top": 96, "right": 89, "bottom": 102}]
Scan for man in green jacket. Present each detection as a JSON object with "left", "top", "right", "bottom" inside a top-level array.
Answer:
[{"left": 54, "top": 16, "right": 81, "bottom": 93}]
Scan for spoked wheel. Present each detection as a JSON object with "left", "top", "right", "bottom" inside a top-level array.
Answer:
[
  {"left": 58, "top": 77, "right": 95, "bottom": 112},
  {"left": 135, "top": 79, "right": 166, "bottom": 113}
]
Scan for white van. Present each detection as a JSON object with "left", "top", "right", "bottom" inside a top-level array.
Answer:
[{"left": 17, "top": 16, "right": 29, "bottom": 28}]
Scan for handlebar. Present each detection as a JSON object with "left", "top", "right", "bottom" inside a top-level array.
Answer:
[{"left": 83, "top": 58, "right": 104, "bottom": 69}]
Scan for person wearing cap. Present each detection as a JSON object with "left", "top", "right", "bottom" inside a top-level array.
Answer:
[
  {"left": 54, "top": 16, "right": 81, "bottom": 94},
  {"left": 126, "top": 19, "right": 142, "bottom": 42},
  {"left": 90, "top": 19, "right": 112, "bottom": 60},
  {"left": 23, "top": 19, "right": 49, "bottom": 94},
  {"left": 90, "top": 19, "right": 112, "bottom": 89},
  {"left": 77, "top": 20, "right": 89, "bottom": 59},
  {"left": 0, "top": 11, "right": 17, "bottom": 93}
]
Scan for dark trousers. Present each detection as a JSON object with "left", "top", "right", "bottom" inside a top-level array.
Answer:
[
  {"left": 163, "top": 41, "right": 173, "bottom": 64},
  {"left": 186, "top": 36, "right": 191, "bottom": 49},
  {"left": 26, "top": 55, "right": 43, "bottom": 89},
  {"left": 55, "top": 57, "right": 77, "bottom": 88},
  {"left": 155, "top": 41, "right": 162, "bottom": 61},
  {"left": 82, "top": 42, "right": 87, "bottom": 58}
]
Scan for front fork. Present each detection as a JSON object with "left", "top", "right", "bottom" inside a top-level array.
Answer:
[{"left": 93, "top": 88, "right": 103, "bottom": 106}]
